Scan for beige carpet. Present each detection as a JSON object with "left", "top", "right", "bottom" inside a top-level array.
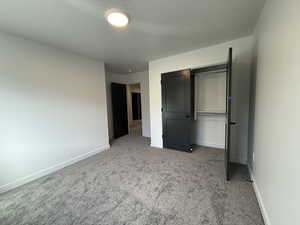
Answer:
[{"left": 0, "top": 135, "right": 264, "bottom": 225}]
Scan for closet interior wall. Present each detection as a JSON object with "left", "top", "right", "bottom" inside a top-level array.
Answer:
[{"left": 192, "top": 69, "right": 227, "bottom": 149}]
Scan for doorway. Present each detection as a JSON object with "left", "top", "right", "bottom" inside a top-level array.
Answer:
[
  {"left": 110, "top": 82, "right": 143, "bottom": 140},
  {"left": 128, "top": 83, "right": 142, "bottom": 136}
]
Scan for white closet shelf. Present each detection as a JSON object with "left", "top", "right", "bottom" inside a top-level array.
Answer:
[{"left": 196, "top": 111, "right": 226, "bottom": 115}]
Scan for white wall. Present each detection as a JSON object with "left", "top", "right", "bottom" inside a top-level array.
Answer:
[
  {"left": 0, "top": 32, "right": 110, "bottom": 192},
  {"left": 149, "top": 36, "right": 254, "bottom": 164},
  {"left": 248, "top": 0, "right": 300, "bottom": 224},
  {"left": 193, "top": 116, "right": 226, "bottom": 149},
  {"left": 196, "top": 72, "right": 226, "bottom": 113},
  {"left": 106, "top": 71, "right": 150, "bottom": 139}
]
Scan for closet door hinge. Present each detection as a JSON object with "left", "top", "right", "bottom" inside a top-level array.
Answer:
[{"left": 161, "top": 108, "right": 163, "bottom": 112}]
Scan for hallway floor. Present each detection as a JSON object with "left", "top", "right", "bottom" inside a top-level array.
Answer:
[
  {"left": 129, "top": 120, "right": 142, "bottom": 136},
  {"left": 0, "top": 136, "right": 264, "bottom": 225}
]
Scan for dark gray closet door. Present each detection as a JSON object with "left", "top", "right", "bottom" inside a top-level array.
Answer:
[
  {"left": 161, "top": 70, "right": 193, "bottom": 152},
  {"left": 111, "top": 83, "right": 128, "bottom": 139},
  {"left": 225, "top": 48, "right": 234, "bottom": 180}
]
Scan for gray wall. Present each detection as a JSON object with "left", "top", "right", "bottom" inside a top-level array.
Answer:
[
  {"left": 248, "top": 0, "right": 300, "bottom": 224},
  {"left": 0, "top": 32, "right": 109, "bottom": 192}
]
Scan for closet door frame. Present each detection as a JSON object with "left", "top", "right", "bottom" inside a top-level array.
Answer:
[{"left": 192, "top": 64, "right": 227, "bottom": 74}]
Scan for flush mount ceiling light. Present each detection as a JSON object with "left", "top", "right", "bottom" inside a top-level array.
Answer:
[{"left": 105, "top": 9, "right": 130, "bottom": 28}]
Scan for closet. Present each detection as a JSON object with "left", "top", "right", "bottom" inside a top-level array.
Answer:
[
  {"left": 193, "top": 67, "right": 227, "bottom": 149},
  {"left": 161, "top": 48, "right": 233, "bottom": 180}
]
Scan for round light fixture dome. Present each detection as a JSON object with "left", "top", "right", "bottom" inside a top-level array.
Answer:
[{"left": 105, "top": 9, "right": 129, "bottom": 28}]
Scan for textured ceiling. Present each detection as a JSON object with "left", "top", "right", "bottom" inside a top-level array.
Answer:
[{"left": 0, "top": 0, "right": 265, "bottom": 73}]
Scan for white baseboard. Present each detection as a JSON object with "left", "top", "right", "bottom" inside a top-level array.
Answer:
[
  {"left": 0, "top": 144, "right": 110, "bottom": 194},
  {"left": 248, "top": 167, "right": 271, "bottom": 225},
  {"left": 151, "top": 142, "right": 162, "bottom": 149}
]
